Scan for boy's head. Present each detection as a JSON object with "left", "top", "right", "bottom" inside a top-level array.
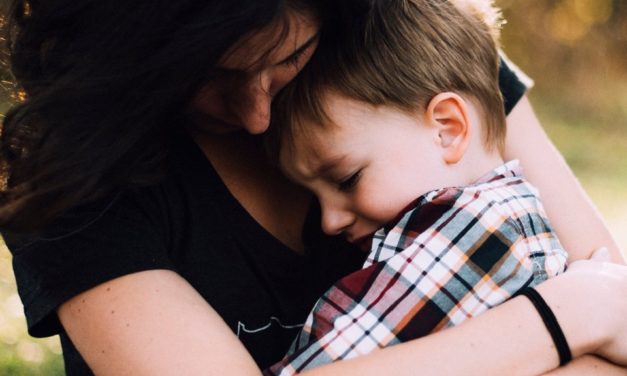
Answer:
[{"left": 269, "top": 0, "right": 506, "bottom": 242}]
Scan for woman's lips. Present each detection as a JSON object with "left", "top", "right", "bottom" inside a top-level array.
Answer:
[{"left": 189, "top": 112, "right": 242, "bottom": 133}]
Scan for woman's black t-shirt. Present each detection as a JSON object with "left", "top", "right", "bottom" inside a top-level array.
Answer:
[{"left": 4, "top": 59, "right": 528, "bottom": 375}]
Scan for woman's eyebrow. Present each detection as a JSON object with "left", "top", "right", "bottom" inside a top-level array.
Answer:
[{"left": 276, "top": 32, "right": 320, "bottom": 66}]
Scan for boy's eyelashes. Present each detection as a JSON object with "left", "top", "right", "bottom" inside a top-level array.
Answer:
[{"left": 338, "top": 170, "right": 362, "bottom": 192}]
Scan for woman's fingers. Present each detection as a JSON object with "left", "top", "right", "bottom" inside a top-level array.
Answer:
[{"left": 588, "top": 247, "right": 610, "bottom": 262}]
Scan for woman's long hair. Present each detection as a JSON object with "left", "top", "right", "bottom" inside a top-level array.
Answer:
[{"left": 0, "top": 0, "right": 327, "bottom": 232}]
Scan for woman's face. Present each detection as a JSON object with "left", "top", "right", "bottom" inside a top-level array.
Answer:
[{"left": 189, "top": 10, "right": 319, "bottom": 135}]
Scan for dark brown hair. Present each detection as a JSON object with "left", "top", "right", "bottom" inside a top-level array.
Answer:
[
  {"left": 0, "top": 0, "right": 331, "bottom": 232},
  {"left": 270, "top": 0, "right": 506, "bottom": 161}
]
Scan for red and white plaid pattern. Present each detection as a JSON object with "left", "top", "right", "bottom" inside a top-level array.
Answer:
[{"left": 265, "top": 160, "right": 568, "bottom": 375}]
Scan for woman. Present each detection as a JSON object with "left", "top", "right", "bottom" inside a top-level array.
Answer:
[{"left": 0, "top": 0, "right": 625, "bottom": 375}]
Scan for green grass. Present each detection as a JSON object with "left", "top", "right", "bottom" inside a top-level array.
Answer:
[
  {"left": 0, "top": 245, "right": 65, "bottom": 375},
  {"left": 0, "top": 355, "right": 65, "bottom": 376}
]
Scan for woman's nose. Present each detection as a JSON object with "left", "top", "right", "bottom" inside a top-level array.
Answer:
[
  {"left": 234, "top": 73, "right": 272, "bottom": 134},
  {"left": 321, "top": 202, "right": 354, "bottom": 236}
]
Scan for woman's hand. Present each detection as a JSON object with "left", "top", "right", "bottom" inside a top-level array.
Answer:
[
  {"left": 542, "top": 355, "right": 627, "bottom": 376},
  {"left": 568, "top": 255, "right": 627, "bottom": 364},
  {"left": 537, "top": 251, "right": 627, "bottom": 374},
  {"left": 534, "top": 248, "right": 627, "bottom": 367}
]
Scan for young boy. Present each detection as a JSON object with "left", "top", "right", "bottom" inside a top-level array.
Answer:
[{"left": 265, "top": 0, "right": 567, "bottom": 374}]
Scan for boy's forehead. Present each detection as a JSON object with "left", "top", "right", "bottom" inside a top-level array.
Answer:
[
  {"left": 283, "top": 124, "right": 329, "bottom": 162},
  {"left": 280, "top": 123, "right": 340, "bottom": 179},
  {"left": 278, "top": 93, "right": 373, "bottom": 179}
]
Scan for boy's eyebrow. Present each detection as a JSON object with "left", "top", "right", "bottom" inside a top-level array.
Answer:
[
  {"left": 276, "top": 32, "right": 319, "bottom": 66},
  {"left": 312, "top": 155, "right": 348, "bottom": 177}
]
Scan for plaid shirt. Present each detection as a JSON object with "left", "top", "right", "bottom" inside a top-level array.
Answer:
[{"left": 265, "top": 160, "right": 567, "bottom": 375}]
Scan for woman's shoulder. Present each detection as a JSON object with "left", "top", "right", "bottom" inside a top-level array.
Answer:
[{"left": 3, "top": 142, "right": 228, "bottom": 338}]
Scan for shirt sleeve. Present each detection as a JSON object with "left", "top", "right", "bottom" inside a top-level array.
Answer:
[
  {"left": 499, "top": 52, "right": 534, "bottom": 115},
  {"left": 4, "top": 189, "right": 176, "bottom": 338}
]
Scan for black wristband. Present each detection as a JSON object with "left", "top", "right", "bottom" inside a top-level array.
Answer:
[{"left": 519, "top": 287, "right": 573, "bottom": 366}]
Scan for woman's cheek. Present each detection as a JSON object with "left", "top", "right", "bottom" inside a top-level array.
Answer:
[{"left": 269, "top": 67, "right": 300, "bottom": 96}]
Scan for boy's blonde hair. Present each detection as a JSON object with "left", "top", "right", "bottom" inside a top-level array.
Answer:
[{"left": 270, "top": 0, "right": 506, "bottom": 160}]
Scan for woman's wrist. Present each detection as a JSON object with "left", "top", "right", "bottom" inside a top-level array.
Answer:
[
  {"left": 533, "top": 277, "right": 601, "bottom": 358},
  {"left": 518, "top": 288, "right": 572, "bottom": 365},
  {"left": 533, "top": 261, "right": 626, "bottom": 362}
]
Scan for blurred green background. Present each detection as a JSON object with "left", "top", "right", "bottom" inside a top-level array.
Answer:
[
  {"left": 499, "top": 0, "right": 627, "bottom": 250},
  {"left": 0, "top": 0, "right": 626, "bottom": 374}
]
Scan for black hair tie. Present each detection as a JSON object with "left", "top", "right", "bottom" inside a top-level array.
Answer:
[{"left": 519, "top": 287, "right": 573, "bottom": 366}]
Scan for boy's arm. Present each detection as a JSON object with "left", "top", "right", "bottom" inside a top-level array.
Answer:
[{"left": 503, "top": 96, "right": 625, "bottom": 263}]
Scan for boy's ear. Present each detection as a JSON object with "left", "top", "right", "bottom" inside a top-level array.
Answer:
[{"left": 426, "top": 92, "right": 472, "bottom": 164}]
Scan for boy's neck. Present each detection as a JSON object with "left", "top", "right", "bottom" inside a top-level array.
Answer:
[
  {"left": 455, "top": 146, "right": 505, "bottom": 186},
  {"left": 445, "top": 99, "right": 506, "bottom": 187}
]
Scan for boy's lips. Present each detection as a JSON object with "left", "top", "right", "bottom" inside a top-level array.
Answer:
[{"left": 349, "top": 234, "right": 373, "bottom": 252}]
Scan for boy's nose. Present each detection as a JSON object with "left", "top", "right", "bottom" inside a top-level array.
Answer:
[{"left": 321, "top": 203, "right": 354, "bottom": 236}]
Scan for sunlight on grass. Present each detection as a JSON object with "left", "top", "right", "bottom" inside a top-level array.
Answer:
[{"left": 0, "top": 243, "right": 65, "bottom": 375}]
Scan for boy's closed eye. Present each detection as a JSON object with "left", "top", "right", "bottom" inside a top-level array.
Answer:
[{"left": 338, "top": 170, "right": 362, "bottom": 192}]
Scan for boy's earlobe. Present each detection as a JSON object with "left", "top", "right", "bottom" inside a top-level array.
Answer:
[{"left": 427, "top": 92, "right": 471, "bottom": 164}]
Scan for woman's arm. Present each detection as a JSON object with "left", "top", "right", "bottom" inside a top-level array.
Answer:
[
  {"left": 58, "top": 259, "right": 627, "bottom": 375},
  {"left": 542, "top": 355, "right": 627, "bottom": 376},
  {"left": 58, "top": 270, "right": 261, "bottom": 376},
  {"left": 503, "top": 96, "right": 625, "bottom": 263},
  {"left": 303, "top": 258, "right": 627, "bottom": 376}
]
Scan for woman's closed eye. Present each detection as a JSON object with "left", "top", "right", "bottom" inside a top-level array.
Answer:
[
  {"left": 280, "top": 48, "right": 307, "bottom": 68},
  {"left": 278, "top": 35, "right": 318, "bottom": 68},
  {"left": 338, "top": 170, "right": 362, "bottom": 192}
]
